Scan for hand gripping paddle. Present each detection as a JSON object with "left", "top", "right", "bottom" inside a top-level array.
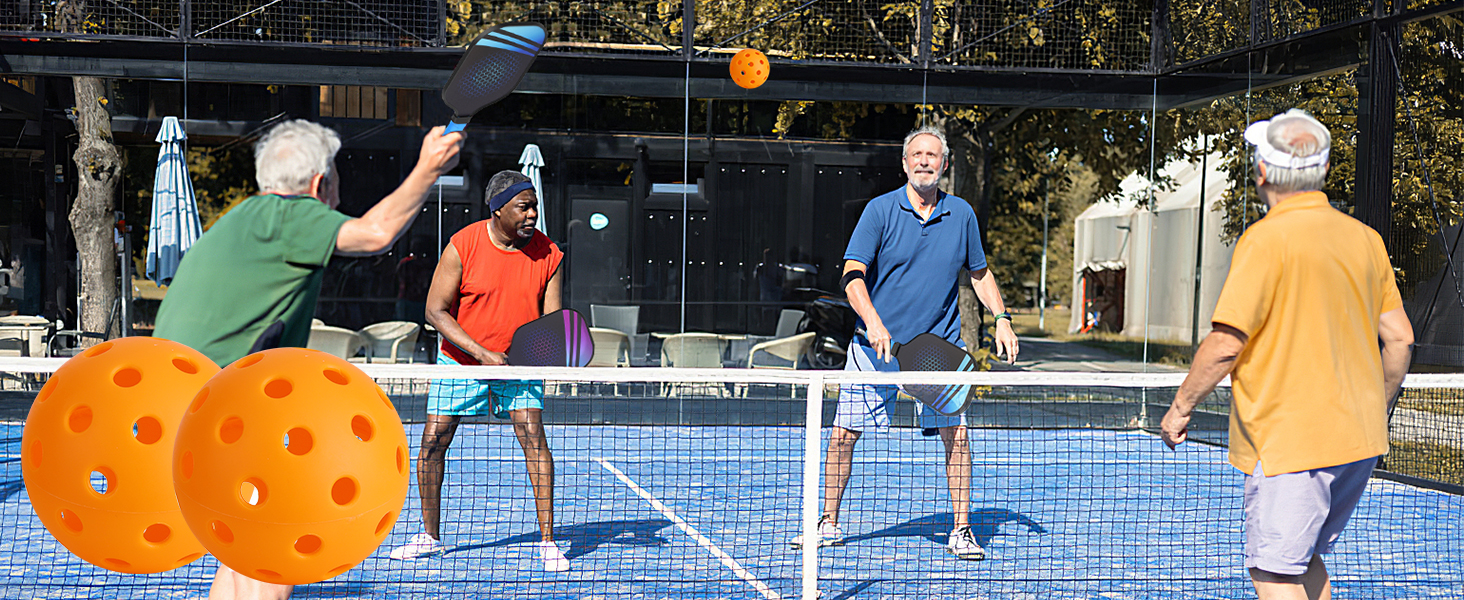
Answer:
[
  {"left": 506, "top": 308, "right": 594, "bottom": 367},
  {"left": 442, "top": 22, "right": 546, "bottom": 134},
  {"left": 858, "top": 329, "right": 977, "bottom": 416}
]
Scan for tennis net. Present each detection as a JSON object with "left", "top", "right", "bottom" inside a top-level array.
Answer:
[{"left": 1, "top": 358, "right": 1461, "bottom": 599}]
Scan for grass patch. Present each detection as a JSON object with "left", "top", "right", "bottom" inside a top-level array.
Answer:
[{"left": 1383, "top": 440, "right": 1464, "bottom": 487}]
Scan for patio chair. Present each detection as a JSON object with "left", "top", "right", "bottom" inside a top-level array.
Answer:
[
  {"left": 590, "top": 304, "right": 643, "bottom": 364},
  {"left": 660, "top": 332, "right": 728, "bottom": 397},
  {"left": 747, "top": 331, "right": 816, "bottom": 370},
  {"left": 774, "top": 309, "right": 805, "bottom": 338},
  {"left": 588, "top": 327, "right": 630, "bottom": 367},
  {"left": 308, "top": 325, "right": 367, "bottom": 360},
  {"left": 357, "top": 321, "right": 421, "bottom": 363}
]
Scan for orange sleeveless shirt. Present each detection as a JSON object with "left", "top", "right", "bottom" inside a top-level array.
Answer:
[{"left": 442, "top": 222, "right": 563, "bottom": 364}]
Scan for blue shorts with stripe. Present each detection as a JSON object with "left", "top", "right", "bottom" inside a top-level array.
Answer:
[
  {"left": 834, "top": 341, "right": 965, "bottom": 432},
  {"left": 427, "top": 352, "right": 544, "bottom": 418}
]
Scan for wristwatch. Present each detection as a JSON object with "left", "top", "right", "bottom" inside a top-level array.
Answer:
[{"left": 994, "top": 311, "right": 1012, "bottom": 322}]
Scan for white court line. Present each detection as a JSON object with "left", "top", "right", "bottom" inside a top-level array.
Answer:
[
  {"left": 450, "top": 454, "right": 1227, "bottom": 466},
  {"left": 594, "top": 457, "right": 780, "bottom": 600}
]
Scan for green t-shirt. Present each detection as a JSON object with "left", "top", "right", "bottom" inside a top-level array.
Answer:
[{"left": 153, "top": 194, "right": 351, "bottom": 367}]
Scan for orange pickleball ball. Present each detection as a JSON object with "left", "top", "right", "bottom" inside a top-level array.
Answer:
[
  {"left": 172, "top": 348, "right": 409, "bottom": 585},
  {"left": 730, "top": 48, "right": 770, "bottom": 89},
  {"left": 20, "top": 337, "right": 219, "bottom": 573}
]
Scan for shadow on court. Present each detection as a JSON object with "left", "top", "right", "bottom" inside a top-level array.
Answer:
[
  {"left": 842, "top": 509, "right": 1046, "bottom": 547},
  {"left": 827, "top": 578, "right": 885, "bottom": 600},
  {"left": 450, "top": 519, "right": 673, "bottom": 560}
]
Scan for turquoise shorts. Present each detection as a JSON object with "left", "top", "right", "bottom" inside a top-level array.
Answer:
[{"left": 427, "top": 352, "right": 544, "bottom": 418}]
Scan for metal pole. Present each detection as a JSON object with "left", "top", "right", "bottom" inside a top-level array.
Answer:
[
  {"left": 800, "top": 373, "right": 825, "bottom": 600},
  {"left": 1040, "top": 179, "right": 1049, "bottom": 330},
  {"left": 1191, "top": 148, "right": 1207, "bottom": 348}
]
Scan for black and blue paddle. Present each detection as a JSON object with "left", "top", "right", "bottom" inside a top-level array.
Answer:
[
  {"left": 442, "top": 23, "right": 546, "bottom": 134},
  {"left": 506, "top": 308, "right": 594, "bottom": 367},
  {"left": 858, "top": 329, "right": 978, "bottom": 417}
]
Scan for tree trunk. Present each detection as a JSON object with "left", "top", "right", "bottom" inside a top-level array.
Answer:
[
  {"left": 69, "top": 75, "right": 120, "bottom": 340},
  {"left": 934, "top": 113, "right": 994, "bottom": 354},
  {"left": 59, "top": 0, "right": 120, "bottom": 341}
]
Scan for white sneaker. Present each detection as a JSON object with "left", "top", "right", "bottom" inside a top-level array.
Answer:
[
  {"left": 388, "top": 532, "right": 445, "bottom": 560},
  {"left": 789, "top": 515, "right": 845, "bottom": 549},
  {"left": 945, "top": 526, "right": 985, "bottom": 560},
  {"left": 540, "top": 540, "right": 569, "bottom": 572}
]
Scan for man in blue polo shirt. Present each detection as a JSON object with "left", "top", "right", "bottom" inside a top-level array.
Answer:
[{"left": 791, "top": 126, "right": 1019, "bottom": 560}]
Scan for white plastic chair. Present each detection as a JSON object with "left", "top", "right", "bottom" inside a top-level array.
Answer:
[
  {"left": 747, "top": 331, "right": 816, "bottom": 370},
  {"left": 660, "top": 332, "right": 728, "bottom": 397},
  {"left": 308, "top": 325, "right": 366, "bottom": 360},
  {"left": 357, "top": 321, "right": 420, "bottom": 363},
  {"left": 591, "top": 304, "right": 642, "bottom": 364},
  {"left": 588, "top": 327, "right": 630, "bottom": 367},
  {"left": 774, "top": 309, "right": 804, "bottom": 338}
]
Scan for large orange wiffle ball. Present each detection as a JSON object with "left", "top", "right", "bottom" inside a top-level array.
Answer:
[
  {"left": 21, "top": 337, "right": 219, "bottom": 573},
  {"left": 173, "top": 348, "right": 409, "bottom": 585},
  {"left": 730, "top": 48, "right": 770, "bottom": 89}
]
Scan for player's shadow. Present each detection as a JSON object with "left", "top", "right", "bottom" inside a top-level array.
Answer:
[
  {"left": 452, "top": 519, "right": 673, "bottom": 560},
  {"left": 841, "top": 509, "right": 1045, "bottom": 547}
]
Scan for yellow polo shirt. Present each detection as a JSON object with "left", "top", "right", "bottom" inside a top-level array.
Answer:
[{"left": 1211, "top": 191, "right": 1402, "bottom": 475}]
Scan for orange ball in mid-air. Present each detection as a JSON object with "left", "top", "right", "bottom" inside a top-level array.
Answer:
[
  {"left": 21, "top": 337, "right": 219, "bottom": 573},
  {"left": 173, "top": 348, "right": 409, "bottom": 585},
  {"left": 730, "top": 48, "right": 770, "bottom": 89}
]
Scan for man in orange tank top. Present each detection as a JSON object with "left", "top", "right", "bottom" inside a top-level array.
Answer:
[{"left": 389, "top": 171, "right": 568, "bottom": 571}]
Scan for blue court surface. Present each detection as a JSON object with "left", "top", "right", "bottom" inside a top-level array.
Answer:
[{"left": 3, "top": 423, "right": 1462, "bottom": 599}]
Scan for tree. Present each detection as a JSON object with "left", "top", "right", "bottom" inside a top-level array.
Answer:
[{"left": 58, "top": 0, "right": 121, "bottom": 339}]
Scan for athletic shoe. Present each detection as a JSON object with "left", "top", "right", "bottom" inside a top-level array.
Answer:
[
  {"left": 388, "top": 532, "right": 445, "bottom": 560},
  {"left": 789, "top": 515, "right": 845, "bottom": 549},
  {"left": 945, "top": 526, "right": 985, "bottom": 560},
  {"left": 540, "top": 540, "right": 569, "bottom": 572}
]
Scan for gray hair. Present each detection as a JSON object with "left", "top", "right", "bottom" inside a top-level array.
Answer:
[
  {"left": 1255, "top": 111, "right": 1331, "bottom": 193},
  {"left": 485, "top": 170, "right": 533, "bottom": 206},
  {"left": 253, "top": 120, "right": 341, "bottom": 194},
  {"left": 902, "top": 126, "right": 950, "bottom": 160}
]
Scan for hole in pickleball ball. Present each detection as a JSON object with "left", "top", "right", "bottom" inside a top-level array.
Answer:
[
  {"left": 264, "top": 378, "right": 292, "bottom": 399},
  {"left": 219, "top": 416, "right": 244, "bottom": 444},
  {"left": 113, "top": 367, "right": 142, "bottom": 388},
  {"left": 59, "top": 509, "right": 83, "bottom": 532},
  {"left": 351, "top": 415, "right": 374, "bottom": 442},
  {"left": 133, "top": 416, "right": 162, "bottom": 444},
  {"left": 211, "top": 520, "right": 234, "bottom": 543},
  {"left": 89, "top": 468, "right": 113, "bottom": 496},
  {"left": 240, "top": 478, "right": 266, "bottom": 507},
  {"left": 68, "top": 405, "right": 93, "bottom": 433},
  {"left": 331, "top": 477, "right": 358, "bottom": 506},
  {"left": 295, "top": 534, "right": 322, "bottom": 555},
  {"left": 143, "top": 523, "right": 171, "bottom": 544},
  {"left": 285, "top": 427, "right": 313, "bottom": 455},
  {"left": 323, "top": 368, "right": 349, "bottom": 385}
]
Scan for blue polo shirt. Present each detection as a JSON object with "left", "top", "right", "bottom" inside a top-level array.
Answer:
[{"left": 844, "top": 186, "right": 987, "bottom": 346}]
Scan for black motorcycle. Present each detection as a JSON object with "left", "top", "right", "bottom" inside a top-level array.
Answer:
[{"left": 791, "top": 288, "right": 857, "bottom": 369}]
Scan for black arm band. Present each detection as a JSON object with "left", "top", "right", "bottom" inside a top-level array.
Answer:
[{"left": 840, "top": 270, "right": 866, "bottom": 290}]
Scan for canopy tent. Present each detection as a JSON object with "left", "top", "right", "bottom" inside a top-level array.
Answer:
[{"left": 1069, "top": 152, "right": 1234, "bottom": 343}]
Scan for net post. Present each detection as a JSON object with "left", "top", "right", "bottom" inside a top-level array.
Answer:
[{"left": 800, "top": 373, "right": 824, "bottom": 600}]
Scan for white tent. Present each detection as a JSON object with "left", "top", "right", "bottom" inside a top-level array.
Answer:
[{"left": 1069, "top": 151, "right": 1235, "bottom": 342}]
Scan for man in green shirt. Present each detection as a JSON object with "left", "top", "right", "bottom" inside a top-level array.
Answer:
[{"left": 153, "top": 119, "right": 462, "bottom": 600}]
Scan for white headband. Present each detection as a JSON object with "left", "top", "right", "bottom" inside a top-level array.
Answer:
[{"left": 1244, "top": 116, "right": 1330, "bottom": 169}]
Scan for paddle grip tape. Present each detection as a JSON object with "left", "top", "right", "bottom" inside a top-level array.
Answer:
[
  {"left": 489, "top": 181, "right": 535, "bottom": 212},
  {"left": 444, "top": 121, "right": 468, "bottom": 135}
]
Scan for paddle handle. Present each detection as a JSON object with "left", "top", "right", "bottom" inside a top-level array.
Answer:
[
  {"left": 854, "top": 327, "right": 900, "bottom": 355},
  {"left": 444, "top": 120, "right": 468, "bottom": 135}
]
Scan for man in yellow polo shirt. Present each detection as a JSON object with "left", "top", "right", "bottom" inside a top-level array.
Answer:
[{"left": 1160, "top": 109, "right": 1414, "bottom": 600}]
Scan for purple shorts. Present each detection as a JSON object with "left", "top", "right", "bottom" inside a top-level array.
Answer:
[{"left": 1243, "top": 456, "right": 1378, "bottom": 575}]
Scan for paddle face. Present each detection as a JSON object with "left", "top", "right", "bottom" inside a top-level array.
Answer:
[
  {"left": 442, "top": 23, "right": 546, "bottom": 133},
  {"left": 506, "top": 309, "right": 594, "bottom": 367},
  {"left": 891, "top": 333, "right": 977, "bottom": 416}
]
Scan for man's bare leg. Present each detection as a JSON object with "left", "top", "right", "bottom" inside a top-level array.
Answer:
[
  {"left": 822, "top": 426, "right": 862, "bottom": 523},
  {"left": 938, "top": 425, "right": 971, "bottom": 530},
  {"left": 416, "top": 414, "right": 462, "bottom": 539},
  {"left": 1251, "top": 555, "right": 1331, "bottom": 600},
  {"left": 511, "top": 408, "right": 555, "bottom": 542},
  {"left": 208, "top": 565, "right": 294, "bottom": 600}
]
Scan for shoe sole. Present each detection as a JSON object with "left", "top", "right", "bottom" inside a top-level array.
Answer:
[
  {"left": 945, "top": 547, "right": 985, "bottom": 561},
  {"left": 788, "top": 539, "right": 845, "bottom": 549}
]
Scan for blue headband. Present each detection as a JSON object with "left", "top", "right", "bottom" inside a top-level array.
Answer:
[{"left": 489, "top": 181, "right": 535, "bottom": 212}]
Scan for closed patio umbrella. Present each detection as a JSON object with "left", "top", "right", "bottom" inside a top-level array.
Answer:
[
  {"left": 146, "top": 116, "right": 203, "bottom": 286},
  {"left": 519, "top": 143, "right": 546, "bottom": 234}
]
